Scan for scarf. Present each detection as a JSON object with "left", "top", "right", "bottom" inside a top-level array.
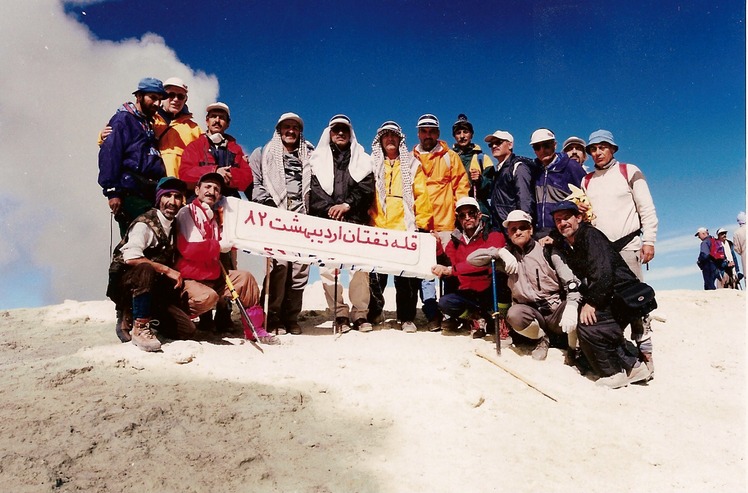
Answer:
[
  {"left": 310, "top": 124, "right": 373, "bottom": 195},
  {"left": 261, "top": 131, "right": 312, "bottom": 210},
  {"left": 371, "top": 129, "right": 416, "bottom": 231},
  {"left": 187, "top": 198, "right": 221, "bottom": 241}
]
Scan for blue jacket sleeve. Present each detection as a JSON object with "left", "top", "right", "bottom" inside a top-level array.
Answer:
[{"left": 98, "top": 113, "right": 127, "bottom": 199}]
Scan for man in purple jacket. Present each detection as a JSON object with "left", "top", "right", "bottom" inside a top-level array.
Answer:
[{"left": 98, "top": 77, "right": 167, "bottom": 237}]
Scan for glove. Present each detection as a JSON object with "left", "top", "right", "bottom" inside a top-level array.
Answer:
[
  {"left": 497, "top": 248, "right": 518, "bottom": 275},
  {"left": 467, "top": 247, "right": 500, "bottom": 267},
  {"left": 559, "top": 304, "right": 578, "bottom": 334}
]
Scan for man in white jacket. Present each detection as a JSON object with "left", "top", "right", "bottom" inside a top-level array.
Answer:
[{"left": 581, "top": 129, "right": 657, "bottom": 373}]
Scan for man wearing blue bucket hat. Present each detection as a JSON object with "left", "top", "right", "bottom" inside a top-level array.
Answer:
[
  {"left": 580, "top": 129, "right": 658, "bottom": 376},
  {"left": 98, "top": 77, "right": 168, "bottom": 237}
]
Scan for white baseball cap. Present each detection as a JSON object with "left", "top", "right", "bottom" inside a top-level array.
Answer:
[
  {"left": 206, "top": 102, "right": 230, "bottom": 118},
  {"left": 163, "top": 77, "right": 188, "bottom": 91},
  {"left": 530, "top": 128, "right": 556, "bottom": 145},
  {"left": 455, "top": 197, "right": 480, "bottom": 212},
  {"left": 484, "top": 130, "right": 514, "bottom": 143},
  {"left": 502, "top": 210, "right": 533, "bottom": 229}
]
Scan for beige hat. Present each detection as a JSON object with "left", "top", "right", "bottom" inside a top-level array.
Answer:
[
  {"left": 163, "top": 77, "right": 188, "bottom": 91},
  {"left": 206, "top": 102, "right": 230, "bottom": 118},
  {"left": 562, "top": 136, "right": 585, "bottom": 151},
  {"left": 484, "top": 130, "right": 514, "bottom": 144},
  {"left": 502, "top": 210, "right": 533, "bottom": 229},
  {"left": 530, "top": 128, "right": 556, "bottom": 145},
  {"left": 276, "top": 112, "right": 304, "bottom": 131},
  {"left": 455, "top": 197, "right": 480, "bottom": 212},
  {"left": 694, "top": 227, "right": 708, "bottom": 236}
]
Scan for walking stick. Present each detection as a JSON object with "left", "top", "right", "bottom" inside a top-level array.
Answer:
[
  {"left": 221, "top": 265, "right": 263, "bottom": 353},
  {"left": 333, "top": 268, "right": 339, "bottom": 335},
  {"left": 263, "top": 257, "right": 274, "bottom": 334},
  {"left": 491, "top": 258, "right": 501, "bottom": 356}
]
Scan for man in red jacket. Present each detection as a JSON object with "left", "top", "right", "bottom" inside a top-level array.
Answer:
[
  {"left": 179, "top": 102, "right": 253, "bottom": 199},
  {"left": 431, "top": 197, "right": 515, "bottom": 337}
]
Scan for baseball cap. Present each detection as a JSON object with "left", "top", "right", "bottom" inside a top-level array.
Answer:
[
  {"left": 502, "top": 210, "right": 533, "bottom": 229},
  {"left": 133, "top": 77, "right": 166, "bottom": 96},
  {"left": 530, "top": 128, "right": 556, "bottom": 145},
  {"left": 417, "top": 114, "right": 440, "bottom": 128},
  {"left": 562, "top": 136, "right": 586, "bottom": 151},
  {"left": 198, "top": 172, "right": 225, "bottom": 191},
  {"left": 484, "top": 130, "right": 514, "bottom": 144},
  {"left": 550, "top": 200, "right": 580, "bottom": 215},
  {"left": 163, "top": 77, "right": 188, "bottom": 91},
  {"left": 694, "top": 227, "right": 708, "bottom": 236},
  {"left": 276, "top": 112, "right": 304, "bottom": 131},
  {"left": 455, "top": 197, "right": 480, "bottom": 212},
  {"left": 206, "top": 102, "right": 230, "bottom": 118}
]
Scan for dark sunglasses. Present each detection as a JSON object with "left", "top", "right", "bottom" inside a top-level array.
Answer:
[
  {"left": 166, "top": 92, "right": 186, "bottom": 101},
  {"left": 507, "top": 223, "right": 531, "bottom": 233},
  {"left": 457, "top": 210, "right": 480, "bottom": 220},
  {"left": 532, "top": 141, "right": 554, "bottom": 151},
  {"left": 331, "top": 124, "right": 350, "bottom": 134},
  {"left": 488, "top": 140, "right": 505, "bottom": 149}
]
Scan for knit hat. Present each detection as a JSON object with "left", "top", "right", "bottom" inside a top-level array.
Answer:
[
  {"left": 133, "top": 77, "right": 166, "bottom": 96},
  {"left": 417, "top": 114, "right": 440, "bottom": 128},
  {"left": 530, "top": 128, "right": 556, "bottom": 145},
  {"left": 452, "top": 114, "right": 473, "bottom": 136},
  {"left": 586, "top": 129, "right": 618, "bottom": 152},
  {"left": 154, "top": 176, "right": 186, "bottom": 205},
  {"left": 276, "top": 112, "right": 304, "bottom": 131}
]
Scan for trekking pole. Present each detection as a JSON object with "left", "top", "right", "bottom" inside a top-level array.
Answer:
[
  {"left": 491, "top": 258, "right": 501, "bottom": 356},
  {"left": 263, "top": 257, "right": 273, "bottom": 334},
  {"left": 333, "top": 268, "right": 339, "bottom": 335},
  {"left": 221, "top": 265, "right": 263, "bottom": 353}
]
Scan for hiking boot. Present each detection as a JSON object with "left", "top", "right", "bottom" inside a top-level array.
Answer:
[
  {"left": 427, "top": 318, "right": 442, "bottom": 332},
  {"left": 335, "top": 317, "right": 351, "bottom": 334},
  {"left": 197, "top": 312, "right": 215, "bottom": 332},
  {"left": 214, "top": 306, "right": 234, "bottom": 332},
  {"left": 595, "top": 371, "right": 628, "bottom": 389},
  {"left": 267, "top": 319, "right": 287, "bottom": 335},
  {"left": 131, "top": 319, "right": 161, "bottom": 352},
  {"left": 471, "top": 318, "right": 487, "bottom": 339},
  {"left": 285, "top": 322, "right": 302, "bottom": 335},
  {"left": 252, "top": 328, "right": 281, "bottom": 345},
  {"left": 401, "top": 321, "right": 417, "bottom": 333},
  {"left": 564, "top": 348, "right": 578, "bottom": 367},
  {"left": 531, "top": 336, "right": 550, "bottom": 361},
  {"left": 115, "top": 309, "right": 132, "bottom": 343},
  {"left": 369, "top": 313, "right": 385, "bottom": 325},
  {"left": 627, "top": 361, "right": 652, "bottom": 384},
  {"left": 354, "top": 318, "right": 373, "bottom": 332},
  {"left": 441, "top": 318, "right": 460, "bottom": 331}
]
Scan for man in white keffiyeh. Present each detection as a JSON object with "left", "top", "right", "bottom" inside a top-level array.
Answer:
[
  {"left": 367, "top": 121, "right": 433, "bottom": 333},
  {"left": 248, "top": 113, "right": 315, "bottom": 335},
  {"left": 309, "top": 114, "right": 375, "bottom": 333}
]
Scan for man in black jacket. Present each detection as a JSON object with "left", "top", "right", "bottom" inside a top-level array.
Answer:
[
  {"left": 550, "top": 201, "right": 651, "bottom": 388},
  {"left": 309, "top": 114, "right": 375, "bottom": 332}
]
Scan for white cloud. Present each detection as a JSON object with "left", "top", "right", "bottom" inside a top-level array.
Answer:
[{"left": 0, "top": 1, "right": 218, "bottom": 306}]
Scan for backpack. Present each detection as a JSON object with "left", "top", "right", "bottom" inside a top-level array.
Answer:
[
  {"left": 709, "top": 237, "right": 726, "bottom": 261},
  {"left": 583, "top": 163, "right": 629, "bottom": 189}
]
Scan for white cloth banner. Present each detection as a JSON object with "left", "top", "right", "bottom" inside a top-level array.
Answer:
[{"left": 222, "top": 197, "right": 437, "bottom": 279}]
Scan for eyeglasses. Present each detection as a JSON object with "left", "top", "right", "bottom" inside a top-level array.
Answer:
[
  {"left": 166, "top": 92, "right": 186, "bottom": 101},
  {"left": 507, "top": 223, "right": 531, "bottom": 233},
  {"left": 488, "top": 140, "right": 505, "bottom": 149},
  {"left": 532, "top": 141, "right": 554, "bottom": 151},
  {"left": 457, "top": 210, "right": 480, "bottom": 220},
  {"left": 331, "top": 124, "right": 350, "bottom": 134}
]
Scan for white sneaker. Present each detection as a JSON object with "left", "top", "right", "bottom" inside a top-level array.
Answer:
[
  {"left": 595, "top": 371, "right": 628, "bottom": 389},
  {"left": 401, "top": 321, "right": 417, "bottom": 333}
]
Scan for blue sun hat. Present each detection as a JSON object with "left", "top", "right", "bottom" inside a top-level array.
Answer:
[
  {"left": 133, "top": 77, "right": 166, "bottom": 96},
  {"left": 586, "top": 129, "right": 618, "bottom": 153}
]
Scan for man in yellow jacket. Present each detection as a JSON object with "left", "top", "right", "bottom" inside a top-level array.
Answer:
[
  {"left": 413, "top": 114, "right": 470, "bottom": 330},
  {"left": 156, "top": 77, "right": 203, "bottom": 177},
  {"left": 368, "top": 121, "right": 433, "bottom": 332}
]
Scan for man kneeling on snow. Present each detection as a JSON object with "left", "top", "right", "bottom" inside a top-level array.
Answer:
[
  {"left": 468, "top": 210, "right": 581, "bottom": 362},
  {"left": 175, "top": 172, "right": 278, "bottom": 344},
  {"left": 106, "top": 177, "right": 196, "bottom": 352}
]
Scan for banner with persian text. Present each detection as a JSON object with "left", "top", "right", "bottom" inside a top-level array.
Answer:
[{"left": 222, "top": 197, "right": 437, "bottom": 279}]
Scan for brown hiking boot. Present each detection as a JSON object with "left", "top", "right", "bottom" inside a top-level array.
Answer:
[
  {"left": 131, "top": 319, "right": 162, "bottom": 352},
  {"left": 531, "top": 336, "right": 550, "bottom": 361}
]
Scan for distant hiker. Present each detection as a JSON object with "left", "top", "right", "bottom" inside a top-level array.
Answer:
[
  {"left": 175, "top": 172, "right": 278, "bottom": 344},
  {"left": 309, "top": 114, "right": 375, "bottom": 333},
  {"left": 480, "top": 129, "right": 536, "bottom": 233},
  {"left": 99, "top": 77, "right": 202, "bottom": 178},
  {"left": 106, "top": 177, "right": 194, "bottom": 352},
  {"left": 550, "top": 201, "right": 652, "bottom": 388},
  {"left": 696, "top": 227, "right": 726, "bottom": 290},
  {"left": 98, "top": 77, "right": 167, "bottom": 237},
  {"left": 430, "top": 198, "right": 510, "bottom": 338},
  {"left": 451, "top": 114, "right": 492, "bottom": 221},
  {"left": 468, "top": 210, "right": 582, "bottom": 363},
  {"left": 529, "top": 128, "right": 586, "bottom": 237},
  {"left": 562, "top": 136, "right": 588, "bottom": 170},
  {"left": 413, "top": 114, "right": 471, "bottom": 331},
  {"left": 734, "top": 212, "right": 746, "bottom": 283},
  {"left": 179, "top": 102, "right": 253, "bottom": 199},
  {"left": 716, "top": 228, "right": 741, "bottom": 289},
  {"left": 248, "top": 112, "right": 315, "bottom": 335},
  {"left": 367, "top": 121, "right": 433, "bottom": 333},
  {"left": 581, "top": 129, "right": 658, "bottom": 374}
]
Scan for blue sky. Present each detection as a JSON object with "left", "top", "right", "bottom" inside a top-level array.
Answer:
[{"left": 0, "top": 1, "right": 744, "bottom": 309}]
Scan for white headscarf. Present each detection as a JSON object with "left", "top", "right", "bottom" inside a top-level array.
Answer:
[
  {"left": 309, "top": 115, "right": 373, "bottom": 195},
  {"left": 260, "top": 129, "right": 313, "bottom": 211}
]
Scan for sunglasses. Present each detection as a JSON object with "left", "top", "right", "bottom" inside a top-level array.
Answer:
[
  {"left": 457, "top": 210, "right": 480, "bottom": 220},
  {"left": 532, "top": 141, "right": 554, "bottom": 151},
  {"left": 488, "top": 140, "right": 505, "bottom": 149},
  {"left": 166, "top": 92, "right": 186, "bottom": 101},
  {"left": 507, "top": 223, "right": 531, "bottom": 233},
  {"left": 331, "top": 124, "right": 350, "bottom": 134}
]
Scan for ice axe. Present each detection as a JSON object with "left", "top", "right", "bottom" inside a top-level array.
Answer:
[{"left": 221, "top": 265, "right": 263, "bottom": 353}]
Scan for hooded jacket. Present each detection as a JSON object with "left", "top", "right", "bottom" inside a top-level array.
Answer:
[
  {"left": 154, "top": 106, "right": 203, "bottom": 177},
  {"left": 534, "top": 152, "right": 586, "bottom": 231},
  {"left": 179, "top": 133, "right": 253, "bottom": 198}
]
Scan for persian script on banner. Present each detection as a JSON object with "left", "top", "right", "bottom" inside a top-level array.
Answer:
[{"left": 222, "top": 197, "right": 437, "bottom": 279}]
